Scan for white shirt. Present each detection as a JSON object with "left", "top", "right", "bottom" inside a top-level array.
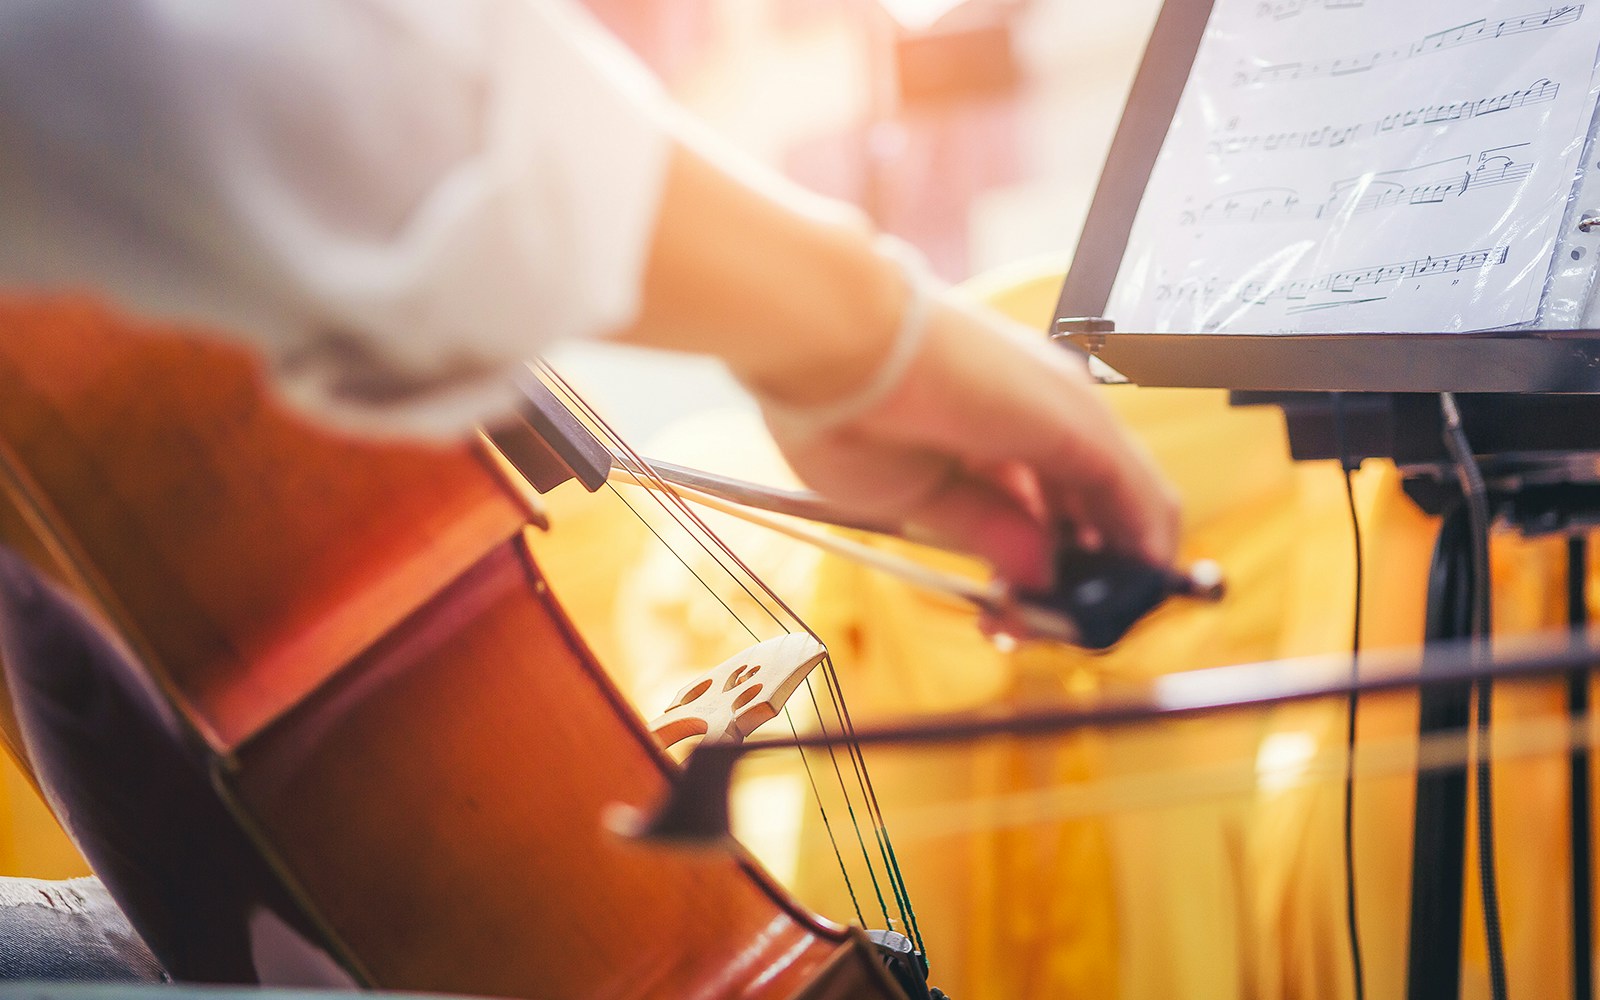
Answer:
[{"left": 0, "top": 0, "right": 671, "bottom": 436}]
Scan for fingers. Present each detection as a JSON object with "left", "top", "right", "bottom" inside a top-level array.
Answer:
[
  {"left": 1044, "top": 431, "right": 1180, "bottom": 566},
  {"left": 894, "top": 308, "right": 1180, "bottom": 569},
  {"left": 967, "top": 319, "right": 1180, "bottom": 565},
  {"left": 777, "top": 432, "right": 1056, "bottom": 588},
  {"left": 900, "top": 472, "right": 1055, "bottom": 589},
  {"left": 759, "top": 288, "right": 1184, "bottom": 586}
]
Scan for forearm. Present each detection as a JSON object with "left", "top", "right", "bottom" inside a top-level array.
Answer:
[{"left": 612, "top": 139, "right": 910, "bottom": 409}]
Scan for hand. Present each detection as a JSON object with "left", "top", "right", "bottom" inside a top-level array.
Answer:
[
  {"left": 611, "top": 140, "right": 1178, "bottom": 584},
  {"left": 758, "top": 291, "right": 1180, "bottom": 590}
]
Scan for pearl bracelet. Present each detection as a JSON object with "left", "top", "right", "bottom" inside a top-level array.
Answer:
[{"left": 758, "top": 234, "right": 936, "bottom": 436}]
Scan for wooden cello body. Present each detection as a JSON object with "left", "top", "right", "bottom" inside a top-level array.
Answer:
[{"left": 0, "top": 297, "right": 906, "bottom": 999}]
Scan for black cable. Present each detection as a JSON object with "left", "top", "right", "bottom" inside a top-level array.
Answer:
[
  {"left": 1341, "top": 466, "right": 1367, "bottom": 1000},
  {"left": 1569, "top": 536, "right": 1593, "bottom": 1000},
  {"left": 1408, "top": 503, "right": 1473, "bottom": 1000},
  {"left": 1475, "top": 670, "right": 1509, "bottom": 1000},
  {"left": 1332, "top": 392, "right": 1367, "bottom": 1000},
  {"left": 1441, "top": 392, "right": 1509, "bottom": 1000}
]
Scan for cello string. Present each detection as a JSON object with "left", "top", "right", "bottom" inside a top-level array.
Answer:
[
  {"left": 627, "top": 474, "right": 922, "bottom": 947},
  {"left": 602, "top": 454, "right": 910, "bottom": 934},
  {"left": 538, "top": 366, "right": 918, "bottom": 942},
  {"left": 596, "top": 454, "right": 878, "bottom": 927},
  {"left": 584, "top": 394, "right": 923, "bottom": 948},
  {"left": 810, "top": 646, "right": 925, "bottom": 950},
  {"left": 608, "top": 451, "right": 790, "bottom": 629},
  {"left": 536, "top": 367, "right": 898, "bottom": 925},
  {"left": 535, "top": 368, "right": 790, "bottom": 630},
  {"left": 602, "top": 451, "right": 892, "bottom": 930},
  {"left": 777, "top": 706, "right": 872, "bottom": 928},
  {"left": 814, "top": 651, "right": 925, "bottom": 949},
  {"left": 603, "top": 437, "right": 896, "bottom": 930},
  {"left": 604, "top": 448, "right": 923, "bottom": 943},
  {"left": 792, "top": 669, "right": 896, "bottom": 929}
]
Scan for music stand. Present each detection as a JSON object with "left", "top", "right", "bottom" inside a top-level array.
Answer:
[{"left": 1050, "top": 3, "right": 1600, "bottom": 998}]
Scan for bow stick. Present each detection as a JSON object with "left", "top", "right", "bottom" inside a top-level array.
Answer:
[
  {"left": 611, "top": 631, "right": 1600, "bottom": 844},
  {"left": 483, "top": 365, "right": 1224, "bottom": 650}
]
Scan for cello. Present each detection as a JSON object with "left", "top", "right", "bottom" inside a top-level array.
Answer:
[{"left": 0, "top": 296, "right": 931, "bottom": 998}]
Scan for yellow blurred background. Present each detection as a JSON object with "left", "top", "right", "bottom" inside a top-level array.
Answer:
[{"left": 3, "top": 3, "right": 1597, "bottom": 999}]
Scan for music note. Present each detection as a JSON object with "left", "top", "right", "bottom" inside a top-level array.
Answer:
[
  {"left": 1188, "top": 144, "right": 1535, "bottom": 228},
  {"left": 1208, "top": 79, "right": 1561, "bottom": 157},
  {"left": 1234, "top": 7, "right": 1584, "bottom": 87},
  {"left": 1470, "top": 144, "right": 1537, "bottom": 191},
  {"left": 1185, "top": 186, "right": 1306, "bottom": 225},
  {"left": 1239, "top": 247, "right": 1514, "bottom": 312},
  {"left": 1110, "top": 0, "right": 1600, "bottom": 335},
  {"left": 1256, "top": 0, "right": 1366, "bottom": 21}
]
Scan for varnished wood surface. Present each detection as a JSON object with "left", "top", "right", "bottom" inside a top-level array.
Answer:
[
  {"left": 233, "top": 539, "right": 851, "bottom": 998},
  {"left": 0, "top": 297, "right": 900, "bottom": 999},
  {"left": 0, "top": 297, "right": 526, "bottom": 749}
]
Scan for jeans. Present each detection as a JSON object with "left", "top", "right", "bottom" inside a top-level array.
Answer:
[{"left": 0, "top": 876, "right": 162, "bottom": 983}]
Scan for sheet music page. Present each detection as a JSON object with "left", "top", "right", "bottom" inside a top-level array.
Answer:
[{"left": 1106, "top": 2, "right": 1600, "bottom": 333}]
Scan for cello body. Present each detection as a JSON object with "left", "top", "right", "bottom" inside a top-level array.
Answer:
[{"left": 0, "top": 297, "right": 905, "bottom": 999}]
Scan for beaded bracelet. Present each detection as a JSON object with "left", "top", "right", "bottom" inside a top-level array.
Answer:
[{"left": 758, "top": 234, "right": 935, "bottom": 436}]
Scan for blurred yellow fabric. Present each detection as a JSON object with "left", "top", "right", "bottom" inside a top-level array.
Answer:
[
  {"left": 795, "top": 266, "right": 1339, "bottom": 1000},
  {"left": 0, "top": 764, "right": 84, "bottom": 880},
  {"left": 1, "top": 264, "right": 1596, "bottom": 999},
  {"left": 0, "top": 491, "right": 98, "bottom": 880},
  {"left": 918, "top": 267, "right": 1590, "bottom": 1000},
  {"left": 533, "top": 264, "right": 1600, "bottom": 999},
  {"left": 524, "top": 263, "right": 1325, "bottom": 997}
]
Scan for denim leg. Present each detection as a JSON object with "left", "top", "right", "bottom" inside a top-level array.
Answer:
[{"left": 0, "top": 876, "right": 164, "bottom": 982}]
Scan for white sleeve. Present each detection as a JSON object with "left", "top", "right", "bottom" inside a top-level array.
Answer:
[{"left": 0, "top": 0, "right": 672, "bottom": 436}]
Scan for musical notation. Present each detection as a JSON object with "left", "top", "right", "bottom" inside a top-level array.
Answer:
[
  {"left": 1107, "top": 0, "right": 1600, "bottom": 334},
  {"left": 1180, "top": 187, "right": 1304, "bottom": 226},
  {"left": 1274, "top": 246, "right": 1511, "bottom": 310},
  {"left": 1152, "top": 247, "right": 1511, "bottom": 315},
  {"left": 1257, "top": 0, "right": 1365, "bottom": 20},
  {"left": 1330, "top": 146, "right": 1534, "bottom": 214},
  {"left": 1181, "top": 145, "right": 1536, "bottom": 226},
  {"left": 1207, "top": 78, "right": 1558, "bottom": 156},
  {"left": 1234, "top": 7, "right": 1583, "bottom": 87}
]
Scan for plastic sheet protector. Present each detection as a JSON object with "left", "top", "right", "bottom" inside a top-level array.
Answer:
[{"left": 1107, "top": 2, "right": 1600, "bottom": 333}]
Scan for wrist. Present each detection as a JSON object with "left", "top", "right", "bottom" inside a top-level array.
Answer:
[
  {"left": 732, "top": 226, "right": 913, "bottom": 410},
  {"left": 615, "top": 141, "right": 923, "bottom": 409},
  {"left": 748, "top": 234, "right": 936, "bottom": 433}
]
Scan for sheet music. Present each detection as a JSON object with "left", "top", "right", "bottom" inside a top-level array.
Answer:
[{"left": 1106, "top": 2, "right": 1600, "bottom": 333}]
